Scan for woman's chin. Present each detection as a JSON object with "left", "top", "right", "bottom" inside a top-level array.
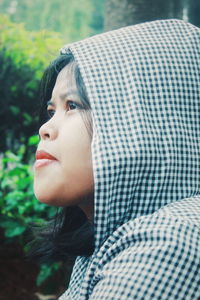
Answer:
[
  {"left": 34, "top": 192, "right": 53, "bottom": 205},
  {"left": 34, "top": 195, "right": 64, "bottom": 207},
  {"left": 34, "top": 185, "right": 71, "bottom": 206},
  {"left": 33, "top": 183, "right": 54, "bottom": 205}
]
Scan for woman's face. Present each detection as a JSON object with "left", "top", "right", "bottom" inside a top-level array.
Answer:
[{"left": 34, "top": 63, "right": 94, "bottom": 217}]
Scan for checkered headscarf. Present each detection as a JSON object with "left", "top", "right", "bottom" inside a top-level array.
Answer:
[{"left": 59, "top": 20, "right": 200, "bottom": 299}]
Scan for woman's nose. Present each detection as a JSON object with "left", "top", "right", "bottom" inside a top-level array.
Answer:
[{"left": 39, "top": 120, "right": 57, "bottom": 141}]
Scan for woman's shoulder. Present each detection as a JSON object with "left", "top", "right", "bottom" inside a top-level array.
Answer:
[
  {"left": 97, "top": 195, "right": 200, "bottom": 261},
  {"left": 61, "top": 196, "right": 200, "bottom": 300},
  {"left": 88, "top": 196, "right": 200, "bottom": 299}
]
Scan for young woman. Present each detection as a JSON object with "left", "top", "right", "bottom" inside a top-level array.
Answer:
[{"left": 32, "top": 19, "right": 200, "bottom": 299}]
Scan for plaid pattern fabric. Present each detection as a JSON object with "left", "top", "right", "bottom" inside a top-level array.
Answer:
[{"left": 59, "top": 20, "right": 200, "bottom": 299}]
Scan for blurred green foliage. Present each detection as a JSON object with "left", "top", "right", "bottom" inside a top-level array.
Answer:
[
  {"left": 0, "top": 135, "right": 52, "bottom": 239},
  {"left": 0, "top": 14, "right": 63, "bottom": 153},
  {"left": 0, "top": 0, "right": 105, "bottom": 42},
  {"left": 0, "top": 134, "right": 60, "bottom": 285}
]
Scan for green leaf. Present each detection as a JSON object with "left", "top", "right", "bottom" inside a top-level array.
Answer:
[
  {"left": 36, "top": 264, "right": 52, "bottom": 285},
  {"left": 5, "top": 224, "right": 26, "bottom": 237},
  {"left": 10, "top": 105, "right": 20, "bottom": 115},
  {"left": 16, "top": 177, "right": 32, "bottom": 189},
  {"left": 23, "top": 112, "right": 32, "bottom": 125},
  {"left": 0, "top": 218, "right": 26, "bottom": 237},
  {"left": 28, "top": 135, "right": 39, "bottom": 146},
  {"left": 36, "top": 263, "right": 60, "bottom": 286}
]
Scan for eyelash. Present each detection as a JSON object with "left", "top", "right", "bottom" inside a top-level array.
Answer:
[{"left": 47, "top": 101, "right": 80, "bottom": 118}]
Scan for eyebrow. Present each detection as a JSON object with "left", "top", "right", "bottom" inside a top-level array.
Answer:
[{"left": 47, "top": 89, "right": 79, "bottom": 106}]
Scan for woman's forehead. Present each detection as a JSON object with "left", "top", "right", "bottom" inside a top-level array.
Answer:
[
  {"left": 57, "top": 63, "right": 75, "bottom": 83},
  {"left": 51, "top": 63, "right": 78, "bottom": 102}
]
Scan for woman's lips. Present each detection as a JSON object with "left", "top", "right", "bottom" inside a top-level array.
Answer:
[{"left": 35, "top": 150, "right": 58, "bottom": 169}]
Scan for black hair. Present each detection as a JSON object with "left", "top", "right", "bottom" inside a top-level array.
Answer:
[{"left": 27, "top": 53, "right": 94, "bottom": 263}]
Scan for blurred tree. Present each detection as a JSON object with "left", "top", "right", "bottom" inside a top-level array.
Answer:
[
  {"left": 0, "top": 15, "right": 62, "bottom": 154},
  {"left": 0, "top": 0, "right": 105, "bottom": 42},
  {"left": 104, "top": 0, "right": 200, "bottom": 31},
  {"left": 90, "top": 0, "right": 106, "bottom": 35},
  {"left": 188, "top": 0, "right": 200, "bottom": 27}
]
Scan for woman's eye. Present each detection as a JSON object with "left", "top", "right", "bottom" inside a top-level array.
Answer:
[
  {"left": 46, "top": 101, "right": 80, "bottom": 118},
  {"left": 67, "top": 101, "right": 79, "bottom": 111},
  {"left": 47, "top": 109, "right": 55, "bottom": 118}
]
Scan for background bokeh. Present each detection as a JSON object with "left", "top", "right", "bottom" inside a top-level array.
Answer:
[{"left": 0, "top": 1, "right": 199, "bottom": 299}]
